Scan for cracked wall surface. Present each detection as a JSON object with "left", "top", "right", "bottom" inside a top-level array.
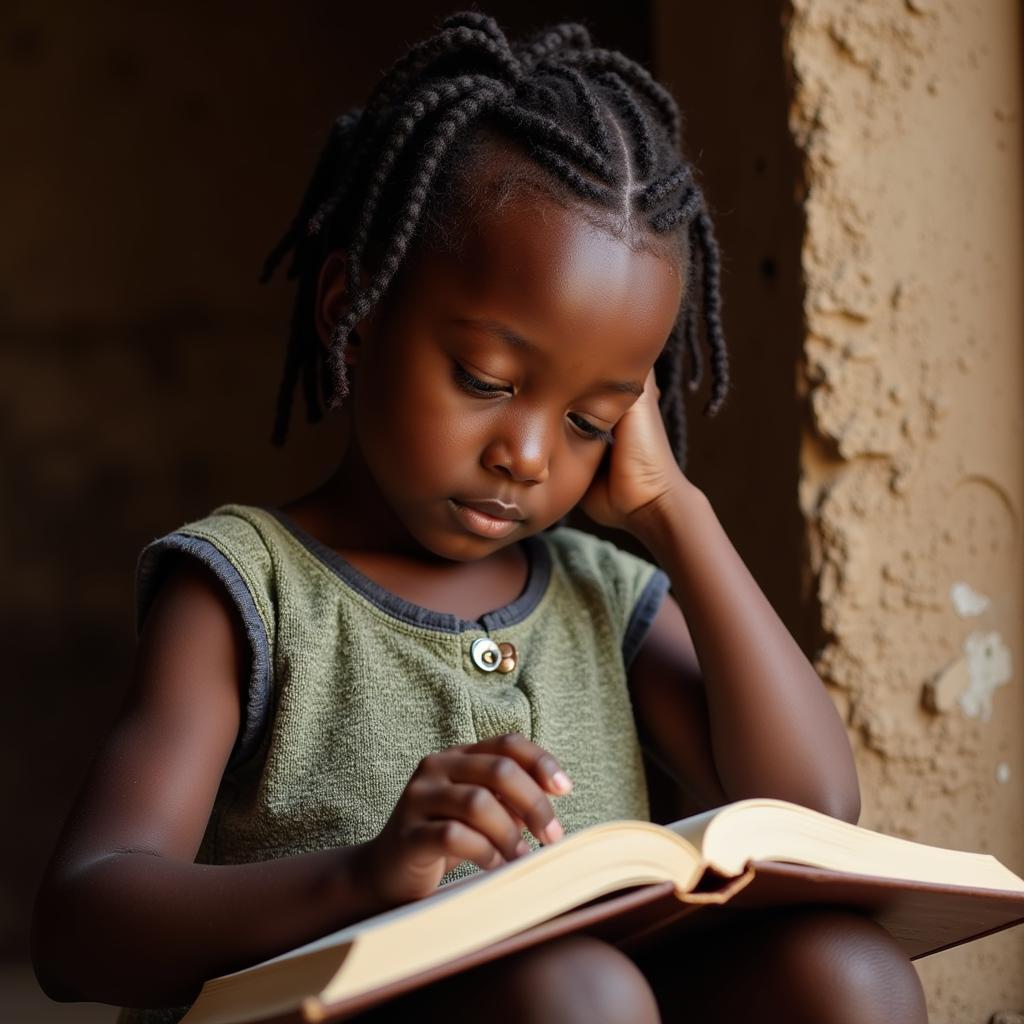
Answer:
[{"left": 786, "top": 0, "right": 1024, "bottom": 1017}]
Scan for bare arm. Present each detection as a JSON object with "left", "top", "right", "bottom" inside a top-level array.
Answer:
[
  {"left": 626, "top": 478, "right": 860, "bottom": 824},
  {"left": 30, "top": 559, "right": 387, "bottom": 1008}
]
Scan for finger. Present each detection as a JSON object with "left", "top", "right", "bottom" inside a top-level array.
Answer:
[
  {"left": 432, "top": 736, "right": 573, "bottom": 797},
  {"left": 473, "top": 733, "right": 574, "bottom": 797},
  {"left": 484, "top": 786, "right": 529, "bottom": 833},
  {"left": 410, "top": 819, "right": 508, "bottom": 872},
  {"left": 491, "top": 794, "right": 530, "bottom": 845},
  {"left": 484, "top": 778, "right": 529, "bottom": 832},
  {"left": 423, "top": 783, "right": 531, "bottom": 862},
  {"left": 498, "top": 798, "right": 529, "bottom": 834},
  {"left": 424, "top": 735, "right": 572, "bottom": 843},
  {"left": 444, "top": 750, "right": 565, "bottom": 846}
]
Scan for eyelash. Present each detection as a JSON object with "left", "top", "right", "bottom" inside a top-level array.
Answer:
[{"left": 451, "top": 364, "right": 615, "bottom": 445}]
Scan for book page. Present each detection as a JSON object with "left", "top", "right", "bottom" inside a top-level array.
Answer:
[
  {"left": 208, "top": 820, "right": 707, "bottom": 988},
  {"left": 217, "top": 871, "right": 495, "bottom": 979},
  {"left": 322, "top": 824, "right": 704, "bottom": 1005},
  {"left": 663, "top": 803, "right": 729, "bottom": 855},
  {"left": 701, "top": 799, "right": 1024, "bottom": 890}
]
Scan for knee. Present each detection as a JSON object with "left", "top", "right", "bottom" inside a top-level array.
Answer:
[
  {"left": 492, "top": 934, "right": 661, "bottom": 1024},
  {"left": 765, "top": 907, "right": 928, "bottom": 1023}
]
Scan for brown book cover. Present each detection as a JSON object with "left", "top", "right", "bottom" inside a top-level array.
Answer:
[
  {"left": 177, "top": 800, "right": 1024, "bottom": 1024},
  {"left": 235, "top": 863, "right": 1024, "bottom": 1023}
]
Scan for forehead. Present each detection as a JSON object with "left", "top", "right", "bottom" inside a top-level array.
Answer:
[{"left": 402, "top": 186, "right": 684, "bottom": 371}]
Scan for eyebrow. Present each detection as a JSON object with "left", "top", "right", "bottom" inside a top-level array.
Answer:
[{"left": 451, "top": 317, "right": 645, "bottom": 397}]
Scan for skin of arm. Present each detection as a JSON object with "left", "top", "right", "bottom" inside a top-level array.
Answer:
[
  {"left": 624, "top": 475, "right": 861, "bottom": 825},
  {"left": 30, "top": 560, "right": 388, "bottom": 1008}
]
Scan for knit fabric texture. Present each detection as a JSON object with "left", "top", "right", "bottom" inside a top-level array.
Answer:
[{"left": 117, "top": 503, "right": 670, "bottom": 1024}]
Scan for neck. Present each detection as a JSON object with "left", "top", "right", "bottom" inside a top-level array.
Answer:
[{"left": 289, "top": 427, "right": 453, "bottom": 567}]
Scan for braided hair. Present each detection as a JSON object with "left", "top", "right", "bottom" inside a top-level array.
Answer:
[{"left": 261, "top": 12, "right": 728, "bottom": 468}]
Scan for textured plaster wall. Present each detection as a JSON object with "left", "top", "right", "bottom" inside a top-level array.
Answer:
[{"left": 786, "top": 0, "right": 1024, "bottom": 1018}]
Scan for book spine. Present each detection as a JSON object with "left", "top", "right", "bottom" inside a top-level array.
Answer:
[{"left": 615, "top": 867, "right": 757, "bottom": 954}]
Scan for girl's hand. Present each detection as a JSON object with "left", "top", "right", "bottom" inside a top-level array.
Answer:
[
  {"left": 577, "top": 367, "right": 686, "bottom": 532},
  {"left": 355, "top": 733, "right": 573, "bottom": 907}
]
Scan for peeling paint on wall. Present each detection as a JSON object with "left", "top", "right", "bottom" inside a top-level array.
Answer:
[
  {"left": 927, "top": 630, "right": 1014, "bottom": 721},
  {"left": 785, "top": 0, "right": 1024, "bottom": 1015},
  {"left": 949, "top": 582, "right": 990, "bottom": 617},
  {"left": 958, "top": 631, "right": 1012, "bottom": 722}
]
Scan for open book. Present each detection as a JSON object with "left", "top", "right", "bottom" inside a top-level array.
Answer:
[{"left": 180, "top": 797, "right": 1024, "bottom": 1024}]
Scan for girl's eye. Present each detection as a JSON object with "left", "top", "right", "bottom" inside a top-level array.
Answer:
[
  {"left": 452, "top": 362, "right": 615, "bottom": 445},
  {"left": 568, "top": 414, "right": 616, "bottom": 445},
  {"left": 452, "top": 363, "right": 509, "bottom": 396}
]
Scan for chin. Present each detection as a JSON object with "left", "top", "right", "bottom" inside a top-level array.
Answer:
[
  {"left": 544, "top": 510, "right": 574, "bottom": 530},
  {"left": 394, "top": 505, "right": 502, "bottom": 563}
]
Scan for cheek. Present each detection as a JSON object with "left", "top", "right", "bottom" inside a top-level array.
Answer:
[
  {"left": 355, "top": 352, "right": 606, "bottom": 506},
  {"left": 357, "top": 365, "right": 465, "bottom": 483},
  {"left": 578, "top": 444, "right": 609, "bottom": 489}
]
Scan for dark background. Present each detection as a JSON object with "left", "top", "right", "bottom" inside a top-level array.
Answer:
[{"left": 1, "top": 0, "right": 802, "bottom": 989}]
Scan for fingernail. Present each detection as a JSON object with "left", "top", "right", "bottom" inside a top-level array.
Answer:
[
  {"left": 552, "top": 771, "right": 573, "bottom": 793},
  {"left": 544, "top": 819, "right": 564, "bottom": 844},
  {"left": 516, "top": 840, "right": 530, "bottom": 857}
]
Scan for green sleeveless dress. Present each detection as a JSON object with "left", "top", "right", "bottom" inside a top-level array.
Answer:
[{"left": 117, "top": 504, "right": 669, "bottom": 1023}]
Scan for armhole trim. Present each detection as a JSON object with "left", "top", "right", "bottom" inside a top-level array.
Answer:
[
  {"left": 622, "top": 568, "right": 670, "bottom": 670},
  {"left": 136, "top": 533, "right": 271, "bottom": 774}
]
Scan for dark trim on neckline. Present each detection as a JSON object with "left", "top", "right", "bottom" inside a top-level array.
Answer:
[{"left": 263, "top": 507, "right": 552, "bottom": 634}]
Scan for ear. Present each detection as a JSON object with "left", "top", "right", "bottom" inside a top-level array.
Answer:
[{"left": 314, "top": 250, "right": 366, "bottom": 366}]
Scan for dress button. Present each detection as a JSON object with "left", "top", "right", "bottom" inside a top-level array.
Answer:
[
  {"left": 470, "top": 637, "right": 501, "bottom": 672},
  {"left": 496, "top": 642, "right": 517, "bottom": 673},
  {"left": 470, "top": 637, "right": 518, "bottom": 673}
]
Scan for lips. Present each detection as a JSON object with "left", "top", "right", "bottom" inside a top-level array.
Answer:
[{"left": 453, "top": 497, "right": 525, "bottom": 521}]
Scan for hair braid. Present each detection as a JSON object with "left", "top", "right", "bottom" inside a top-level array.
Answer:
[
  {"left": 659, "top": 325, "right": 690, "bottom": 465},
  {"left": 559, "top": 49, "right": 682, "bottom": 149},
  {"left": 326, "top": 83, "right": 515, "bottom": 403},
  {"left": 260, "top": 109, "right": 362, "bottom": 285},
  {"left": 270, "top": 269, "right": 321, "bottom": 444},
  {"left": 363, "top": 21, "right": 522, "bottom": 117},
  {"left": 693, "top": 209, "right": 728, "bottom": 416},
  {"left": 682, "top": 244, "right": 705, "bottom": 392},
  {"left": 343, "top": 75, "right": 502, "bottom": 296},
  {"left": 519, "top": 23, "right": 593, "bottom": 67},
  {"left": 649, "top": 183, "right": 702, "bottom": 233},
  {"left": 491, "top": 104, "right": 614, "bottom": 180},
  {"left": 594, "top": 70, "right": 656, "bottom": 179},
  {"left": 633, "top": 165, "right": 692, "bottom": 211},
  {"left": 535, "top": 60, "right": 611, "bottom": 155},
  {"left": 441, "top": 11, "right": 507, "bottom": 44},
  {"left": 261, "top": 11, "right": 730, "bottom": 468}
]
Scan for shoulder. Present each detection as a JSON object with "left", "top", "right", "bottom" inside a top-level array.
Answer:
[
  {"left": 137, "top": 502, "right": 278, "bottom": 575},
  {"left": 134, "top": 504, "right": 284, "bottom": 773},
  {"left": 135, "top": 504, "right": 282, "bottom": 636}
]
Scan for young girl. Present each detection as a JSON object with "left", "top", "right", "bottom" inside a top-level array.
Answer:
[{"left": 32, "top": 13, "right": 930, "bottom": 1024}]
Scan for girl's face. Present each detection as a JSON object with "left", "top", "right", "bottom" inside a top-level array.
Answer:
[{"left": 324, "top": 187, "right": 683, "bottom": 563}]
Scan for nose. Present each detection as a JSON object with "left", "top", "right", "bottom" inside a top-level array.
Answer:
[{"left": 482, "top": 406, "right": 553, "bottom": 484}]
